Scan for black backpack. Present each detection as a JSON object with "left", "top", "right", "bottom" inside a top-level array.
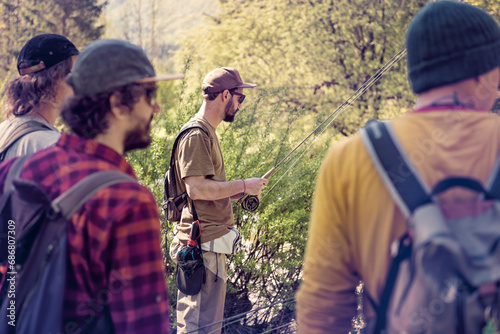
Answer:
[
  {"left": 0, "top": 155, "right": 136, "bottom": 334},
  {"left": 162, "top": 124, "right": 209, "bottom": 222},
  {"left": 0, "top": 121, "right": 51, "bottom": 161}
]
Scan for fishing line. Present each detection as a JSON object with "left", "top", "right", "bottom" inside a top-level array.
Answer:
[
  {"left": 239, "top": 47, "right": 407, "bottom": 211},
  {"left": 261, "top": 47, "right": 407, "bottom": 201}
]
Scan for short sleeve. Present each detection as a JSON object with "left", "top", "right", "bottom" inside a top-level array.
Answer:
[{"left": 177, "top": 129, "right": 214, "bottom": 179}]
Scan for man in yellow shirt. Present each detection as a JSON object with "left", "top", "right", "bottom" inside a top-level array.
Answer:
[
  {"left": 296, "top": 1, "right": 500, "bottom": 333},
  {"left": 0, "top": 34, "right": 78, "bottom": 160}
]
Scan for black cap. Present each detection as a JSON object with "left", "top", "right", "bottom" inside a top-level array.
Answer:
[{"left": 17, "top": 34, "right": 79, "bottom": 76}]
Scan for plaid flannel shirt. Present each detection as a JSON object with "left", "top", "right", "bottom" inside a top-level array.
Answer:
[{"left": 0, "top": 133, "right": 169, "bottom": 334}]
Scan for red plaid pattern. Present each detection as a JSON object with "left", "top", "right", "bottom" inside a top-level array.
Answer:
[{"left": 0, "top": 133, "right": 169, "bottom": 333}]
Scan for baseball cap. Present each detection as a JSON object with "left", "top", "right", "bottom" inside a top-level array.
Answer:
[
  {"left": 17, "top": 34, "right": 79, "bottom": 76},
  {"left": 202, "top": 67, "right": 257, "bottom": 94},
  {"left": 67, "top": 39, "right": 184, "bottom": 95}
]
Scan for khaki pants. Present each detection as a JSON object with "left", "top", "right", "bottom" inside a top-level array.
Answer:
[
  {"left": 176, "top": 264, "right": 226, "bottom": 334},
  {"left": 171, "top": 238, "right": 227, "bottom": 334}
]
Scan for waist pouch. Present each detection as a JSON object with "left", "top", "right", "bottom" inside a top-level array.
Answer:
[
  {"left": 175, "top": 220, "right": 205, "bottom": 295},
  {"left": 176, "top": 245, "right": 205, "bottom": 295}
]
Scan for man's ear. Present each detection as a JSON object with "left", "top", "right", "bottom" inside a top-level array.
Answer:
[
  {"left": 109, "top": 92, "right": 130, "bottom": 119},
  {"left": 221, "top": 89, "right": 230, "bottom": 102}
]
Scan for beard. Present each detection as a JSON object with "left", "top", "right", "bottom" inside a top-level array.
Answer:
[
  {"left": 223, "top": 98, "right": 239, "bottom": 123},
  {"left": 123, "top": 115, "right": 153, "bottom": 153}
]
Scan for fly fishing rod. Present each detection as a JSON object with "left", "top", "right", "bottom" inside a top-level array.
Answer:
[{"left": 237, "top": 47, "right": 407, "bottom": 212}]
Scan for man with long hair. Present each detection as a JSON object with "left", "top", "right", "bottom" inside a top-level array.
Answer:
[{"left": 0, "top": 34, "right": 78, "bottom": 160}]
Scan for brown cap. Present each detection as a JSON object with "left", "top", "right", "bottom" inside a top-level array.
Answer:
[{"left": 202, "top": 67, "right": 257, "bottom": 94}]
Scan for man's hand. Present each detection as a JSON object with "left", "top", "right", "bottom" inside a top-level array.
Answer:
[
  {"left": 230, "top": 177, "right": 269, "bottom": 201},
  {"left": 244, "top": 177, "right": 269, "bottom": 197}
]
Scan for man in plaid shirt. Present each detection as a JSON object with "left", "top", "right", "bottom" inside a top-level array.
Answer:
[{"left": 0, "top": 39, "right": 183, "bottom": 333}]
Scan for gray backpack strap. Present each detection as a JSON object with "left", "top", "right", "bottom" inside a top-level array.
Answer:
[
  {"left": 51, "top": 171, "right": 137, "bottom": 220},
  {"left": 3, "top": 155, "right": 30, "bottom": 193},
  {"left": 485, "top": 150, "right": 500, "bottom": 199},
  {"left": 0, "top": 121, "right": 51, "bottom": 161},
  {"left": 359, "top": 120, "right": 431, "bottom": 218},
  {"left": 360, "top": 120, "right": 432, "bottom": 334}
]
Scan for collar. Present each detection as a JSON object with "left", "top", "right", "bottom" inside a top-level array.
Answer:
[
  {"left": 56, "top": 133, "right": 137, "bottom": 178},
  {"left": 10, "top": 115, "right": 59, "bottom": 131},
  {"left": 195, "top": 113, "right": 216, "bottom": 131}
]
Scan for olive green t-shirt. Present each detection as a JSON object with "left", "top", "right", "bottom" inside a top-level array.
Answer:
[{"left": 174, "top": 116, "right": 234, "bottom": 244}]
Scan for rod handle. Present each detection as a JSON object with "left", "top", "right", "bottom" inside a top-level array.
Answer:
[{"left": 262, "top": 167, "right": 276, "bottom": 180}]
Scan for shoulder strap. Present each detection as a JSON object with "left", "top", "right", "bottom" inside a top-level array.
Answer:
[
  {"left": 370, "top": 233, "right": 412, "bottom": 334},
  {"left": 169, "top": 124, "right": 210, "bottom": 221},
  {"left": 3, "top": 155, "right": 30, "bottom": 193},
  {"left": 0, "top": 121, "right": 51, "bottom": 161},
  {"left": 169, "top": 124, "right": 210, "bottom": 167},
  {"left": 51, "top": 171, "right": 137, "bottom": 220},
  {"left": 359, "top": 120, "right": 431, "bottom": 218},
  {"left": 359, "top": 120, "right": 430, "bottom": 334},
  {"left": 485, "top": 150, "right": 500, "bottom": 199}
]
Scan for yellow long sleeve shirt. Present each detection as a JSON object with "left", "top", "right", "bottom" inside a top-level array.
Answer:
[{"left": 296, "top": 110, "right": 500, "bottom": 333}]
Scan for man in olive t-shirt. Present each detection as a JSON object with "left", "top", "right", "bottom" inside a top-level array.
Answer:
[{"left": 170, "top": 67, "right": 268, "bottom": 334}]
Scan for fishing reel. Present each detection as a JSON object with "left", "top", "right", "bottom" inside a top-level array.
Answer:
[
  {"left": 238, "top": 194, "right": 260, "bottom": 212},
  {"left": 237, "top": 168, "right": 275, "bottom": 212}
]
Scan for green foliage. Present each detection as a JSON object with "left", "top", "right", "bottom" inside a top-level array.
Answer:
[{"left": 175, "top": 0, "right": 429, "bottom": 136}]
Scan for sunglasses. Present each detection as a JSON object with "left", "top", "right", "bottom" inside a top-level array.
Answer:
[
  {"left": 144, "top": 86, "right": 158, "bottom": 106},
  {"left": 230, "top": 91, "right": 246, "bottom": 104}
]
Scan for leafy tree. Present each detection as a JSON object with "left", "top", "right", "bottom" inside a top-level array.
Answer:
[
  {"left": 176, "top": 0, "right": 428, "bottom": 136},
  {"left": 0, "top": 0, "right": 106, "bottom": 106},
  {"left": 468, "top": 0, "right": 500, "bottom": 21}
]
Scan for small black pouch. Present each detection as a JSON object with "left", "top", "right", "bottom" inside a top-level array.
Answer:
[
  {"left": 175, "top": 245, "right": 205, "bottom": 295},
  {"left": 175, "top": 219, "right": 205, "bottom": 295}
]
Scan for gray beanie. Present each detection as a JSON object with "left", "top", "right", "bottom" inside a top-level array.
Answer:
[
  {"left": 67, "top": 39, "right": 184, "bottom": 95},
  {"left": 406, "top": 0, "right": 500, "bottom": 94}
]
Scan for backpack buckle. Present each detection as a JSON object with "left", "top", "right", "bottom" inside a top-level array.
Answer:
[{"left": 47, "top": 204, "right": 60, "bottom": 220}]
